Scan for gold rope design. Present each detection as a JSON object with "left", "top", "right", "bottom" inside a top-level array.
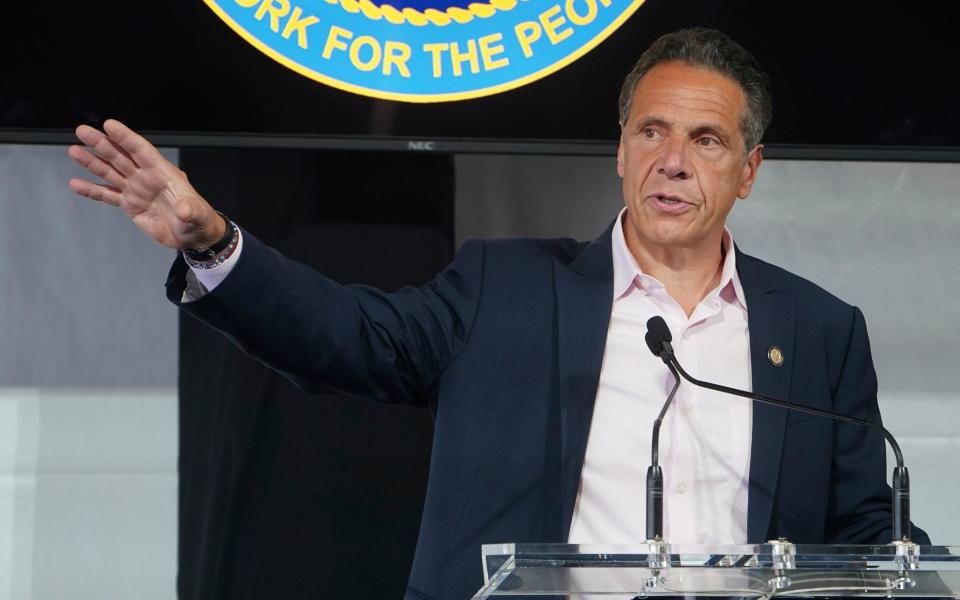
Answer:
[{"left": 323, "top": 0, "right": 520, "bottom": 26}]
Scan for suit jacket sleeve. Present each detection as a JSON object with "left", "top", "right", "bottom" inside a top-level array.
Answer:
[
  {"left": 826, "top": 306, "right": 930, "bottom": 544},
  {"left": 166, "top": 228, "right": 484, "bottom": 406}
]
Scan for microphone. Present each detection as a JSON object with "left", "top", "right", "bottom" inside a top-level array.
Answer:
[
  {"left": 643, "top": 318, "right": 681, "bottom": 541},
  {"left": 644, "top": 315, "right": 913, "bottom": 544}
]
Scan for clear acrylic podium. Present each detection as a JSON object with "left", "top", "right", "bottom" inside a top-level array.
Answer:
[{"left": 473, "top": 542, "right": 960, "bottom": 598}]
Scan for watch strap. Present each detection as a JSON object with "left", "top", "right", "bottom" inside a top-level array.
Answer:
[{"left": 183, "top": 211, "right": 235, "bottom": 262}]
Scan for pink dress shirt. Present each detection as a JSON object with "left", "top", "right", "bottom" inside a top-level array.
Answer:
[{"left": 567, "top": 208, "right": 753, "bottom": 545}]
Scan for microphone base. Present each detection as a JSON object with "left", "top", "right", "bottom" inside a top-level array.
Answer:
[
  {"left": 766, "top": 539, "right": 797, "bottom": 591},
  {"left": 892, "top": 539, "right": 921, "bottom": 571},
  {"left": 767, "top": 538, "right": 797, "bottom": 570},
  {"left": 644, "top": 539, "right": 671, "bottom": 570}
]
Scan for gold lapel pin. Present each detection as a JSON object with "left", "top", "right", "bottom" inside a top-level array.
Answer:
[{"left": 767, "top": 346, "right": 784, "bottom": 367}]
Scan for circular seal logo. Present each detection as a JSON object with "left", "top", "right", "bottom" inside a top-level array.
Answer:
[{"left": 204, "top": 0, "right": 646, "bottom": 102}]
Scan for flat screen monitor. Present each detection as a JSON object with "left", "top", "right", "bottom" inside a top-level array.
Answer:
[{"left": 3, "top": 0, "right": 958, "bottom": 157}]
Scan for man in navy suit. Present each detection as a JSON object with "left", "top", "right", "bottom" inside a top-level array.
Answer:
[{"left": 69, "top": 28, "right": 926, "bottom": 600}]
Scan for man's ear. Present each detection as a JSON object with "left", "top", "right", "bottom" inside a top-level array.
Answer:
[
  {"left": 737, "top": 144, "right": 763, "bottom": 199},
  {"left": 616, "top": 135, "right": 625, "bottom": 178}
]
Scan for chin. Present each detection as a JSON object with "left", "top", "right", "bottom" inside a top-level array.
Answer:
[{"left": 631, "top": 220, "right": 694, "bottom": 243}]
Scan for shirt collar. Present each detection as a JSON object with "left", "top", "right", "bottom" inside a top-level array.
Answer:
[{"left": 610, "top": 207, "right": 747, "bottom": 311}]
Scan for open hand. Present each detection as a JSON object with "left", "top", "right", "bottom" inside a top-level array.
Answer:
[{"left": 68, "top": 119, "right": 225, "bottom": 250}]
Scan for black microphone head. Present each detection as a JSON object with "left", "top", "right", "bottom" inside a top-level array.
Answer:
[{"left": 645, "top": 316, "right": 673, "bottom": 357}]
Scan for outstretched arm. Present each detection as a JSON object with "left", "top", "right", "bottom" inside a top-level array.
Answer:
[
  {"left": 168, "top": 232, "right": 484, "bottom": 406},
  {"left": 70, "top": 119, "right": 484, "bottom": 406}
]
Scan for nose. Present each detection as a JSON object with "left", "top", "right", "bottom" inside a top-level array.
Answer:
[{"left": 656, "top": 138, "right": 691, "bottom": 180}]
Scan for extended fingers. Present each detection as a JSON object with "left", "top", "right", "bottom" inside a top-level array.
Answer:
[
  {"left": 75, "top": 124, "right": 138, "bottom": 177},
  {"left": 68, "top": 144, "right": 126, "bottom": 188},
  {"left": 102, "top": 119, "right": 167, "bottom": 168},
  {"left": 69, "top": 178, "right": 122, "bottom": 207}
]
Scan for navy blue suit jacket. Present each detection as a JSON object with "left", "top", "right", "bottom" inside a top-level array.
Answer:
[{"left": 169, "top": 221, "right": 928, "bottom": 600}]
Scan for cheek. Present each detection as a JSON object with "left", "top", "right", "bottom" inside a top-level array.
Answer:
[
  {"left": 623, "top": 151, "right": 655, "bottom": 187},
  {"left": 699, "top": 166, "right": 741, "bottom": 210},
  {"left": 624, "top": 169, "right": 649, "bottom": 203}
]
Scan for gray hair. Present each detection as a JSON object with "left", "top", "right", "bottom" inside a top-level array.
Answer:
[{"left": 618, "top": 28, "right": 773, "bottom": 152}]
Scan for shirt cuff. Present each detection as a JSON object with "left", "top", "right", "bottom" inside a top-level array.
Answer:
[{"left": 182, "top": 229, "right": 244, "bottom": 301}]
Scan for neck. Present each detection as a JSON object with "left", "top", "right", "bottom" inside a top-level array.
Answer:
[{"left": 624, "top": 224, "right": 725, "bottom": 318}]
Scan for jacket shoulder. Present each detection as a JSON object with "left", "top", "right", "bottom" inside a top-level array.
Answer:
[{"left": 738, "top": 250, "right": 859, "bottom": 320}]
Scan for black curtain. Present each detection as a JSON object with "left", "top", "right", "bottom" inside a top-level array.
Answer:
[{"left": 176, "top": 147, "right": 454, "bottom": 599}]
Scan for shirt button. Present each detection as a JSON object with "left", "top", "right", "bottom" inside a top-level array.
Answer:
[
  {"left": 677, "top": 483, "right": 687, "bottom": 494},
  {"left": 681, "top": 405, "right": 691, "bottom": 415}
]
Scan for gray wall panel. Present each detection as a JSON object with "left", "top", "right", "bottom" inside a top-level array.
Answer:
[
  {"left": 728, "top": 160, "right": 960, "bottom": 395},
  {"left": 0, "top": 145, "right": 178, "bottom": 600},
  {"left": 0, "top": 144, "right": 178, "bottom": 388}
]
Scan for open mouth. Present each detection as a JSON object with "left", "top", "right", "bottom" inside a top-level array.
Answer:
[
  {"left": 656, "top": 195, "right": 684, "bottom": 205},
  {"left": 648, "top": 194, "right": 693, "bottom": 213}
]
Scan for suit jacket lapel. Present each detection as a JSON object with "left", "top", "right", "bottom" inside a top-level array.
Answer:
[
  {"left": 554, "top": 225, "right": 614, "bottom": 540},
  {"left": 737, "top": 250, "right": 795, "bottom": 542}
]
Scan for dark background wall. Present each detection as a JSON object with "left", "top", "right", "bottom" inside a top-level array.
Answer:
[{"left": 176, "top": 148, "right": 454, "bottom": 599}]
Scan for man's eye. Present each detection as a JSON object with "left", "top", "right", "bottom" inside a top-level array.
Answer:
[
  {"left": 698, "top": 137, "right": 718, "bottom": 147},
  {"left": 641, "top": 128, "right": 657, "bottom": 139}
]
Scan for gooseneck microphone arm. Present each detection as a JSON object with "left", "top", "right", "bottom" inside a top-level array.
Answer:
[
  {"left": 646, "top": 360, "right": 681, "bottom": 541},
  {"left": 650, "top": 362, "right": 682, "bottom": 467},
  {"left": 644, "top": 316, "right": 912, "bottom": 543},
  {"left": 670, "top": 359, "right": 905, "bottom": 468}
]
